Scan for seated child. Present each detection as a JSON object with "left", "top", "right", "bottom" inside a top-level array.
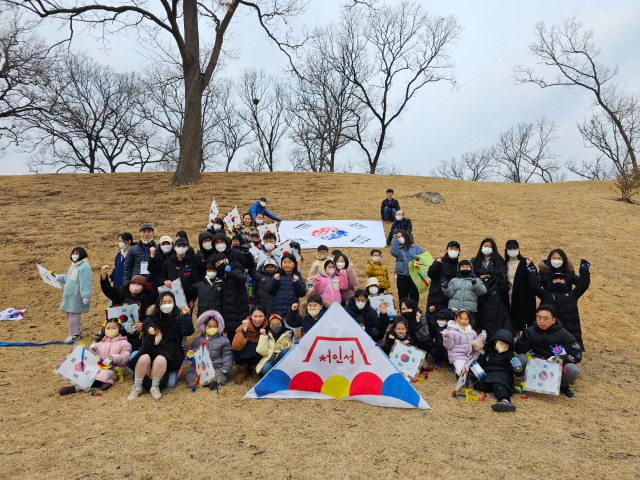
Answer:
[
  {"left": 474, "top": 329, "right": 524, "bottom": 413},
  {"left": 59, "top": 317, "right": 132, "bottom": 395},
  {"left": 365, "top": 249, "right": 390, "bottom": 292},
  {"left": 285, "top": 294, "right": 327, "bottom": 335},
  {"left": 442, "top": 309, "right": 485, "bottom": 376},
  {"left": 442, "top": 260, "right": 487, "bottom": 326},
  {"left": 256, "top": 314, "right": 293, "bottom": 375},
  {"left": 427, "top": 309, "right": 454, "bottom": 368},
  {"left": 187, "top": 310, "right": 233, "bottom": 387},
  {"left": 382, "top": 318, "right": 414, "bottom": 354},
  {"left": 232, "top": 305, "right": 269, "bottom": 384}
]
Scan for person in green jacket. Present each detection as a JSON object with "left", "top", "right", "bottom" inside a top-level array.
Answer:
[{"left": 57, "top": 247, "right": 93, "bottom": 344}]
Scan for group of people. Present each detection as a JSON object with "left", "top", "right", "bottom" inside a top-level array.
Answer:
[{"left": 54, "top": 192, "right": 590, "bottom": 412}]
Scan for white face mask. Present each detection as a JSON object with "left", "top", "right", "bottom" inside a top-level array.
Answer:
[
  {"left": 336, "top": 262, "right": 346, "bottom": 270},
  {"left": 264, "top": 243, "right": 275, "bottom": 251},
  {"left": 213, "top": 224, "right": 222, "bottom": 231},
  {"left": 395, "top": 215, "right": 403, "bottom": 221},
  {"left": 550, "top": 259, "right": 563, "bottom": 268},
  {"left": 255, "top": 219, "right": 264, "bottom": 225},
  {"left": 118, "top": 242, "right": 127, "bottom": 250},
  {"left": 161, "top": 244, "right": 172, "bottom": 254},
  {"left": 141, "top": 238, "right": 153, "bottom": 245},
  {"left": 260, "top": 201, "right": 266, "bottom": 207},
  {"left": 481, "top": 247, "right": 493, "bottom": 256},
  {"left": 307, "top": 307, "right": 321, "bottom": 317},
  {"left": 437, "top": 320, "right": 447, "bottom": 328},
  {"left": 202, "top": 242, "right": 213, "bottom": 251},
  {"left": 129, "top": 284, "right": 144, "bottom": 295},
  {"left": 495, "top": 343, "right": 509, "bottom": 354},
  {"left": 215, "top": 243, "right": 227, "bottom": 252},
  {"left": 71, "top": 254, "right": 80, "bottom": 262},
  {"left": 355, "top": 301, "right": 367, "bottom": 310},
  {"left": 507, "top": 249, "right": 519, "bottom": 258},
  {"left": 368, "top": 286, "right": 379, "bottom": 295},
  {"left": 372, "top": 256, "right": 381, "bottom": 263},
  {"left": 447, "top": 249, "right": 459, "bottom": 259},
  {"left": 206, "top": 271, "right": 217, "bottom": 280},
  {"left": 159, "top": 303, "right": 174, "bottom": 314},
  {"left": 176, "top": 247, "right": 188, "bottom": 255},
  {"left": 397, "top": 237, "right": 405, "bottom": 245}
]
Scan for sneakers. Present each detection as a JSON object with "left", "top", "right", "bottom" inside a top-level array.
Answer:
[
  {"left": 59, "top": 385, "right": 77, "bottom": 395},
  {"left": 149, "top": 386, "right": 162, "bottom": 401},
  {"left": 433, "top": 362, "right": 442, "bottom": 369},
  {"left": 127, "top": 385, "right": 143, "bottom": 401},
  {"left": 491, "top": 399, "right": 516, "bottom": 413},
  {"left": 63, "top": 332, "right": 82, "bottom": 344},
  {"left": 560, "top": 386, "right": 575, "bottom": 398}
]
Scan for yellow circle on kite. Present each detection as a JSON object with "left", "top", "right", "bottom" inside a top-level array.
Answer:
[{"left": 321, "top": 375, "right": 351, "bottom": 399}]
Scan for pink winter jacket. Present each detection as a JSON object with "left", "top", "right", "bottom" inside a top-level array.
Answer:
[
  {"left": 340, "top": 268, "right": 359, "bottom": 304},
  {"left": 94, "top": 335, "right": 132, "bottom": 384},
  {"left": 313, "top": 271, "right": 348, "bottom": 304},
  {"left": 442, "top": 321, "right": 479, "bottom": 364}
]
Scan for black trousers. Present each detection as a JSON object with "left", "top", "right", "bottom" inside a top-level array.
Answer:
[
  {"left": 475, "top": 381, "right": 510, "bottom": 402},
  {"left": 396, "top": 275, "right": 419, "bottom": 303}
]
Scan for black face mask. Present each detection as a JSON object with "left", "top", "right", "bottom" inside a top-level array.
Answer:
[
  {"left": 270, "top": 326, "right": 283, "bottom": 336},
  {"left": 460, "top": 269, "right": 472, "bottom": 278}
]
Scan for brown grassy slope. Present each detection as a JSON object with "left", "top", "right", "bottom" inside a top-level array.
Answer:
[{"left": 0, "top": 172, "right": 638, "bottom": 480}]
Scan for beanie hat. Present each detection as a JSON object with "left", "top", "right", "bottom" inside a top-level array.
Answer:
[
  {"left": 366, "top": 277, "right": 380, "bottom": 288},
  {"left": 447, "top": 240, "right": 460, "bottom": 249},
  {"left": 129, "top": 275, "right": 147, "bottom": 287},
  {"left": 264, "top": 258, "right": 279, "bottom": 268}
]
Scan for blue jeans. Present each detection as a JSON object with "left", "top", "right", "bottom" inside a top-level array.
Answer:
[
  {"left": 382, "top": 206, "right": 397, "bottom": 221},
  {"left": 261, "top": 349, "right": 289, "bottom": 375},
  {"left": 165, "top": 370, "right": 179, "bottom": 388}
]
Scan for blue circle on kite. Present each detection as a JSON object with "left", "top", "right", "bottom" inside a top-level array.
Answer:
[
  {"left": 381, "top": 373, "right": 421, "bottom": 407},
  {"left": 254, "top": 369, "right": 291, "bottom": 397}
]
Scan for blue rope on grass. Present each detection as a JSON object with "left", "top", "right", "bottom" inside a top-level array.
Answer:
[{"left": 0, "top": 341, "right": 67, "bottom": 347}]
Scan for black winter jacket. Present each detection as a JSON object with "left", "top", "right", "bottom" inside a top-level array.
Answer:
[
  {"left": 515, "top": 320, "right": 582, "bottom": 364},
  {"left": 380, "top": 198, "right": 400, "bottom": 219},
  {"left": 477, "top": 276, "right": 513, "bottom": 339},
  {"left": 477, "top": 329, "right": 523, "bottom": 394},
  {"left": 386, "top": 218, "right": 413, "bottom": 246},
  {"left": 285, "top": 308, "right": 327, "bottom": 334},
  {"left": 251, "top": 266, "right": 275, "bottom": 311},
  {"left": 344, "top": 297, "right": 389, "bottom": 341},
  {"left": 159, "top": 251, "right": 201, "bottom": 302},
  {"left": 508, "top": 257, "right": 537, "bottom": 331},
  {"left": 219, "top": 261, "right": 250, "bottom": 333},
  {"left": 195, "top": 277, "right": 224, "bottom": 318}
]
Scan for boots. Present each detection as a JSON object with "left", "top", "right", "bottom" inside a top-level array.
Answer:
[{"left": 234, "top": 364, "right": 248, "bottom": 384}]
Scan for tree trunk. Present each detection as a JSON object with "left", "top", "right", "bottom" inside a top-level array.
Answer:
[{"left": 172, "top": 0, "right": 204, "bottom": 186}]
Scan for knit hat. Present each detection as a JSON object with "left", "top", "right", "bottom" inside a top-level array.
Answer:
[
  {"left": 366, "top": 277, "right": 380, "bottom": 288},
  {"left": 505, "top": 239, "right": 519, "bottom": 249},
  {"left": 129, "top": 275, "right": 146, "bottom": 287},
  {"left": 140, "top": 223, "right": 154, "bottom": 232},
  {"left": 436, "top": 309, "right": 454, "bottom": 321},
  {"left": 447, "top": 240, "right": 460, "bottom": 249},
  {"left": 159, "top": 235, "right": 173, "bottom": 245},
  {"left": 264, "top": 258, "right": 279, "bottom": 268}
]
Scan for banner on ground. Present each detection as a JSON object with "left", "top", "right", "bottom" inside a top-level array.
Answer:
[
  {"left": 244, "top": 303, "right": 430, "bottom": 409},
  {"left": 278, "top": 221, "right": 386, "bottom": 249}
]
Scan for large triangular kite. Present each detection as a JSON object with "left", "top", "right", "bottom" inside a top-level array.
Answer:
[{"left": 244, "top": 303, "right": 430, "bottom": 409}]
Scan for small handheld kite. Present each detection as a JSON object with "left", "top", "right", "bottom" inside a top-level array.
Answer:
[
  {"left": 54, "top": 344, "right": 100, "bottom": 391},
  {"left": 192, "top": 344, "right": 216, "bottom": 388},
  {"left": 158, "top": 278, "right": 187, "bottom": 309},
  {"left": 36, "top": 263, "right": 62, "bottom": 289},
  {"left": 258, "top": 223, "right": 280, "bottom": 242},
  {"left": 389, "top": 340, "right": 426, "bottom": 380},
  {"left": 523, "top": 356, "right": 562, "bottom": 396},
  {"left": 105, "top": 304, "right": 140, "bottom": 334},
  {"left": 223, "top": 206, "right": 241, "bottom": 232}
]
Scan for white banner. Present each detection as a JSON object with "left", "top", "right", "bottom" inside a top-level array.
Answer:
[{"left": 278, "top": 220, "right": 386, "bottom": 249}]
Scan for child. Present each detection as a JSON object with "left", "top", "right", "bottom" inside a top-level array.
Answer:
[
  {"left": 256, "top": 314, "right": 293, "bottom": 375},
  {"left": 365, "top": 249, "right": 391, "bottom": 292},
  {"left": 474, "top": 329, "right": 524, "bottom": 413},
  {"left": 313, "top": 259, "right": 347, "bottom": 304},
  {"left": 528, "top": 259, "right": 590, "bottom": 350},
  {"left": 232, "top": 305, "right": 270, "bottom": 384},
  {"left": 382, "top": 318, "right": 414, "bottom": 354},
  {"left": 365, "top": 277, "right": 382, "bottom": 296},
  {"left": 110, "top": 232, "right": 133, "bottom": 289},
  {"left": 427, "top": 309, "right": 453, "bottom": 368},
  {"left": 442, "top": 260, "right": 487, "bottom": 326},
  {"left": 334, "top": 252, "right": 358, "bottom": 304},
  {"left": 251, "top": 258, "right": 278, "bottom": 312},
  {"left": 306, "top": 244, "right": 329, "bottom": 290},
  {"left": 380, "top": 188, "right": 400, "bottom": 222},
  {"left": 286, "top": 294, "right": 327, "bottom": 335},
  {"left": 442, "top": 309, "right": 485, "bottom": 376},
  {"left": 267, "top": 253, "right": 307, "bottom": 318},
  {"left": 195, "top": 263, "right": 224, "bottom": 318},
  {"left": 57, "top": 246, "right": 92, "bottom": 344},
  {"left": 187, "top": 310, "right": 233, "bottom": 387},
  {"left": 396, "top": 298, "right": 430, "bottom": 352},
  {"left": 345, "top": 289, "right": 390, "bottom": 342},
  {"left": 59, "top": 317, "right": 132, "bottom": 395}
]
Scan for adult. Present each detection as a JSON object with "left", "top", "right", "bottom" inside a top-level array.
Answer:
[
  {"left": 515, "top": 304, "right": 582, "bottom": 398},
  {"left": 148, "top": 235, "right": 173, "bottom": 288},
  {"left": 471, "top": 237, "right": 508, "bottom": 306},
  {"left": 128, "top": 292, "right": 194, "bottom": 400},
  {"left": 110, "top": 232, "right": 133, "bottom": 289},
  {"left": 57, "top": 246, "right": 92, "bottom": 344},
  {"left": 380, "top": 188, "right": 401, "bottom": 222},
  {"left": 426, "top": 240, "right": 461, "bottom": 313},
  {"left": 537, "top": 248, "right": 580, "bottom": 288},
  {"left": 390, "top": 230, "right": 424, "bottom": 303},
  {"left": 195, "top": 231, "right": 215, "bottom": 277},
  {"left": 158, "top": 237, "right": 201, "bottom": 307},
  {"left": 234, "top": 213, "right": 258, "bottom": 245},
  {"left": 345, "top": 289, "right": 389, "bottom": 342},
  {"left": 210, "top": 231, "right": 247, "bottom": 269},
  {"left": 504, "top": 239, "right": 536, "bottom": 333},
  {"left": 123, "top": 223, "right": 158, "bottom": 287},
  {"left": 249, "top": 197, "right": 281, "bottom": 222},
  {"left": 476, "top": 267, "right": 513, "bottom": 339},
  {"left": 386, "top": 210, "right": 413, "bottom": 246}
]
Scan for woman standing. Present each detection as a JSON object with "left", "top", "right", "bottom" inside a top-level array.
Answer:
[
  {"left": 504, "top": 240, "right": 536, "bottom": 333},
  {"left": 390, "top": 230, "right": 424, "bottom": 303},
  {"left": 57, "top": 246, "right": 92, "bottom": 344}
]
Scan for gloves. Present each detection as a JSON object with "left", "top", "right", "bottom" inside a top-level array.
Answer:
[
  {"left": 526, "top": 262, "right": 537, "bottom": 273},
  {"left": 510, "top": 356, "right": 522, "bottom": 370},
  {"left": 154, "top": 333, "right": 163, "bottom": 346},
  {"left": 547, "top": 356, "right": 561, "bottom": 364},
  {"left": 102, "top": 357, "right": 112, "bottom": 367},
  {"left": 470, "top": 274, "right": 477, "bottom": 285},
  {"left": 580, "top": 258, "right": 590, "bottom": 271},
  {"left": 224, "top": 265, "right": 231, "bottom": 273},
  {"left": 89, "top": 342, "right": 98, "bottom": 351},
  {"left": 440, "top": 278, "right": 448, "bottom": 286},
  {"left": 221, "top": 369, "right": 228, "bottom": 374},
  {"left": 240, "top": 244, "right": 250, "bottom": 252},
  {"left": 82, "top": 298, "right": 90, "bottom": 305}
]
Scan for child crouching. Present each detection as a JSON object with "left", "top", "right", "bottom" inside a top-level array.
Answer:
[
  {"left": 187, "top": 310, "right": 233, "bottom": 387},
  {"left": 442, "top": 309, "right": 484, "bottom": 376},
  {"left": 256, "top": 314, "right": 293, "bottom": 376}
]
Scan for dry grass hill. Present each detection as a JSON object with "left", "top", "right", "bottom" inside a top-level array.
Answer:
[{"left": 0, "top": 172, "right": 639, "bottom": 479}]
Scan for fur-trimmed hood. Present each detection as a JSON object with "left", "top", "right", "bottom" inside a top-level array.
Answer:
[{"left": 196, "top": 310, "right": 225, "bottom": 334}]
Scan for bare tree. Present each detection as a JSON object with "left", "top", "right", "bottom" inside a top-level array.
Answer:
[
  {"left": 0, "top": 8, "right": 56, "bottom": 148},
  {"left": 20, "top": 53, "right": 155, "bottom": 173},
  {"left": 432, "top": 148, "right": 494, "bottom": 181},
  {"left": 565, "top": 157, "right": 614, "bottom": 180},
  {"left": 492, "top": 118, "right": 564, "bottom": 183},
  {"left": 323, "top": 1, "right": 461, "bottom": 173},
  {"left": 239, "top": 69, "right": 290, "bottom": 172},
  {"left": 8, "top": 0, "right": 306, "bottom": 185},
  {"left": 514, "top": 18, "right": 638, "bottom": 177}
]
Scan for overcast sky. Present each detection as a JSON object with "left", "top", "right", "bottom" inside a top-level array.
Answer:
[{"left": 1, "top": 0, "right": 639, "bottom": 176}]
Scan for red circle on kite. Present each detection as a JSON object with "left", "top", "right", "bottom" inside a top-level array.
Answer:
[
  {"left": 349, "top": 372, "right": 383, "bottom": 396},
  {"left": 290, "top": 371, "right": 323, "bottom": 392}
]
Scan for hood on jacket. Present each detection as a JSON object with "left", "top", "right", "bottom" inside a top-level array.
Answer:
[
  {"left": 198, "top": 231, "right": 214, "bottom": 250},
  {"left": 456, "top": 259, "right": 474, "bottom": 277},
  {"left": 211, "top": 231, "right": 231, "bottom": 251},
  {"left": 546, "top": 272, "right": 570, "bottom": 292},
  {"left": 196, "top": 309, "right": 225, "bottom": 334},
  {"left": 488, "top": 328, "right": 515, "bottom": 348}
]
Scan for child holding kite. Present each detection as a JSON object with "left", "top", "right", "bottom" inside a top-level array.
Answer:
[
  {"left": 187, "top": 310, "right": 233, "bottom": 387},
  {"left": 59, "top": 317, "right": 131, "bottom": 395},
  {"left": 57, "top": 246, "right": 93, "bottom": 344}
]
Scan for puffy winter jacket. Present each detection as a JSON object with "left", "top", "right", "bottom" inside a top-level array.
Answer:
[
  {"left": 285, "top": 308, "right": 326, "bottom": 334},
  {"left": 389, "top": 238, "right": 424, "bottom": 276},
  {"left": 58, "top": 260, "right": 93, "bottom": 314},
  {"left": 365, "top": 259, "right": 391, "bottom": 291},
  {"left": 306, "top": 258, "right": 326, "bottom": 288},
  {"left": 426, "top": 256, "right": 459, "bottom": 310},
  {"left": 187, "top": 310, "right": 233, "bottom": 385},
  {"left": 220, "top": 261, "right": 250, "bottom": 334},
  {"left": 159, "top": 251, "right": 201, "bottom": 302},
  {"left": 94, "top": 334, "right": 132, "bottom": 384},
  {"left": 476, "top": 329, "right": 522, "bottom": 394},
  {"left": 267, "top": 272, "right": 306, "bottom": 318},
  {"left": 344, "top": 296, "right": 389, "bottom": 341},
  {"left": 442, "top": 320, "right": 480, "bottom": 364},
  {"left": 515, "top": 319, "right": 582, "bottom": 364},
  {"left": 313, "top": 272, "right": 347, "bottom": 304},
  {"left": 442, "top": 264, "right": 487, "bottom": 313},
  {"left": 256, "top": 329, "right": 293, "bottom": 373},
  {"left": 195, "top": 277, "right": 224, "bottom": 318},
  {"left": 476, "top": 276, "right": 513, "bottom": 339},
  {"left": 251, "top": 266, "right": 275, "bottom": 311},
  {"left": 232, "top": 317, "right": 269, "bottom": 352},
  {"left": 124, "top": 240, "right": 157, "bottom": 283},
  {"left": 340, "top": 268, "right": 359, "bottom": 304}
]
